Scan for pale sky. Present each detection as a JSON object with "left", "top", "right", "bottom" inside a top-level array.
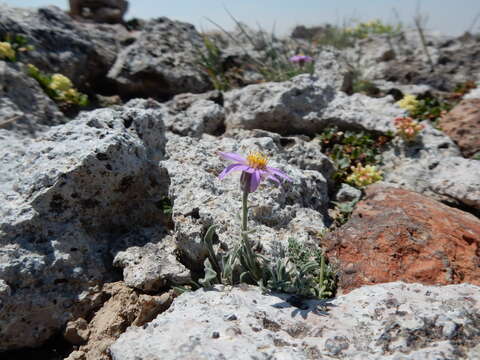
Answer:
[{"left": 2, "top": 1, "right": 480, "bottom": 36}]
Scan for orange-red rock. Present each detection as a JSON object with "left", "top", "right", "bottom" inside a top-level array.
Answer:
[
  {"left": 439, "top": 98, "right": 480, "bottom": 157},
  {"left": 324, "top": 184, "right": 480, "bottom": 294}
]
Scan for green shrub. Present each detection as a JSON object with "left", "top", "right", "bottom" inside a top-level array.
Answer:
[
  {"left": 317, "top": 126, "right": 392, "bottom": 184},
  {"left": 178, "top": 226, "right": 337, "bottom": 300}
]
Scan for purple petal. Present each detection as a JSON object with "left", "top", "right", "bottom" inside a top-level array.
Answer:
[
  {"left": 219, "top": 152, "right": 247, "bottom": 164},
  {"left": 249, "top": 170, "right": 262, "bottom": 192},
  {"left": 218, "top": 163, "right": 250, "bottom": 179},
  {"left": 266, "top": 166, "right": 293, "bottom": 182}
]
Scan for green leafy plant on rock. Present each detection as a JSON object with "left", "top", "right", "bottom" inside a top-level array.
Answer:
[
  {"left": 0, "top": 34, "right": 33, "bottom": 62},
  {"left": 195, "top": 12, "right": 315, "bottom": 90},
  {"left": 27, "top": 64, "right": 88, "bottom": 108},
  {"left": 317, "top": 126, "right": 391, "bottom": 185},
  {"left": 346, "top": 19, "right": 403, "bottom": 39},
  {"left": 178, "top": 150, "right": 337, "bottom": 300}
]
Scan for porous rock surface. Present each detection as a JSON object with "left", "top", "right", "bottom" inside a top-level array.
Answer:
[
  {"left": 0, "top": 4, "right": 128, "bottom": 90},
  {"left": 439, "top": 98, "right": 480, "bottom": 157},
  {"left": 324, "top": 184, "right": 480, "bottom": 293},
  {"left": 224, "top": 74, "right": 404, "bottom": 135},
  {"left": 0, "top": 104, "right": 183, "bottom": 350},
  {"left": 161, "top": 131, "right": 332, "bottom": 267},
  {"left": 0, "top": 61, "right": 64, "bottom": 134},
  {"left": 350, "top": 30, "right": 480, "bottom": 91},
  {"left": 110, "top": 282, "right": 480, "bottom": 360},
  {"left": 313, "top": 47, "right": 354, "bottom": 92},
  {"left": 112, "top": 234, "right": 190, "bottom": 292},
  {"left": 108, "top": 17, "right": 212, "bottom": 98},
  {"left": 125, "top": 94, "right": 225, "bottom": 138},
  {"left": 380, "top": 123, "right": 480, "bottom": 211}
]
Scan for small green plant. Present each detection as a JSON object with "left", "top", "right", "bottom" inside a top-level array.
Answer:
[
  {"left": 330, "top": 200, "right": 358, "bottom": 227},
  {"left": 195, "top": 35, "right": 233, "bottom": 91},
  {"left": 27, "top": 64, "right": 88, "bottom": 107},
  {"left": 312, "top": 24, "right": 356, "bottom": 49},
  {"left": 196, "top": 12, "right": 315, "bottom": 89},
  {"left": 351, "top": 73, "right": 380, "bottom": 96},
  {"left": 180, "top": 150, "right": 337, "bottom": 301},
  {"left": 0, "top": 34, "right": 33, "bottom": 62},
  {"left": 410, "top": 95, "right": 453, "bottom": 124},
  {"left": 158, "top": 196, "right": 173, "bottom": 215},
  {"left": 346, "top": 19, "right": 402, "bottom": 39},
  {"left": 317, "top": 126, "right": 391, "bottom": 184},
  {"left": 396, "top": 93, "right": 455, "bottom": 127}
]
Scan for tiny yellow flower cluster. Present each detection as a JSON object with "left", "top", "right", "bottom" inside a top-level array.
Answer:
[
  {"left": 346, "top": 20, "right": 397, "bottom": 38},
  {"left": 346, "top": 164, "right": 382, "bottom": 188},
  {"left": 50, "top": 74, "right": 73, "bottom": 92},
  {"left": 396, "top": 94, "right": 420, "bottom": 113},
  {"left": 49, "top": 74, "right": 84, "bottom": 103},
  {"left": 394, "top": 117, "right": 424, "bottom": 141},
  {"left": 27, "top": 64, "right": 88, "bottom": 106},
  {"left": 0, "top": 42, "right": 15, "bottom": 61}
]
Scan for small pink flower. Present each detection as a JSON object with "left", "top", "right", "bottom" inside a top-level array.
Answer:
[
  {"left": 289, "top": 54, "right": 313, "bottom": 65},
  {"left": 218, "top": 151, "right": 292, "bottom": 193}
]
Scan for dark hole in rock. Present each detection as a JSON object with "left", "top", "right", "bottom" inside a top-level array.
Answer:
[
  {"left": 96, "top": 153, "right": 108, "bottom": 161},
  {"left": 279, "top": 137, "right": 296, "bottom": 148},
  {"left": 187, "top": 208, "right": 200, "bottom": 219},
  {"left": 123, "top": 116, "right": 134, "bottom": 129},
  {"left": 1, "top": 333, "right": 74, "bottom": 360}
]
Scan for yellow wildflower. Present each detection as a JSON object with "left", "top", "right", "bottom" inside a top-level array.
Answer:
[
  {"left": 396, "top": 94, "right": 419, "bottom": 113},
  {"left": 49, "top": 74, "right": 73, "bottom": 92},
  {"left": 346, "top": 164, "right": 382, "bottom": 188},
  {"left": 0, "top": 42, "right": 15, "bottom": 61}
]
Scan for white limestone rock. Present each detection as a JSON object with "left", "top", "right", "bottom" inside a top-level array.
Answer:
[{"left": 110, "top": 282, "right": 480, "bottom": 360}]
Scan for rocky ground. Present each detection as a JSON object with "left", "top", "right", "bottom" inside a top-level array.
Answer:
[{"left": 0, "top": 3, "right": 479, "bottom": 360}]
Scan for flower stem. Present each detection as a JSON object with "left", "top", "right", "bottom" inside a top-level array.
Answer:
[{"left": 242, "top": 189, "right": 249, "bottom": 244}]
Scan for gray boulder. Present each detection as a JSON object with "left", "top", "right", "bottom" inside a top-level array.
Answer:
[
  {"left": 0, "top": 4, "right": 129, "bottom": 90},
  {"left": 224, "top": 74, "right": 404, "bottom": 136},
  {"left": 334, "top": 183, "right": 362, "bottom": 203},
  {"left": 108, "top": 17, "right": 212, "bottom": 98},
  {"left": 110, "top": 282, "right": 480, "bottom": 360},
  {"left": 112, "top": 233, "right": 191, "bottom": 292},
  {"left": 429, "top": 156, "right": 480, "bottom": 210},
  {"left": 125, "top": 93, "right": 225, "bottom": 138},
  {"left": 314, "top": 47, "right": 354, "bottom": 92},
  {"left": 381, "top": 123, "right": 480, "bottom": 210},
  {"left": 350, "top": 30, "right": 480, "bottom": 91},
  {"left": 0, "top": 104, "right": 180, "bottom": 350},
  {"left": 161, "top": 132, "right": 331, "bottom": 268},
  {"left": 0, "top": 61, "right": 64, "bottom": 135}
]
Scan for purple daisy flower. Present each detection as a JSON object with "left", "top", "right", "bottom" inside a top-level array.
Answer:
[
  {"left": 289, "top": 54, "right": 314, "bottom": 65},
  {"left": 218, "top": 151, "right": 293, "bottom": 193}
]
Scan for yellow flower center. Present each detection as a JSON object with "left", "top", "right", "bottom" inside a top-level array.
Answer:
[{"left": 246, "top": 151, "right": 268, "bottom": 169}]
